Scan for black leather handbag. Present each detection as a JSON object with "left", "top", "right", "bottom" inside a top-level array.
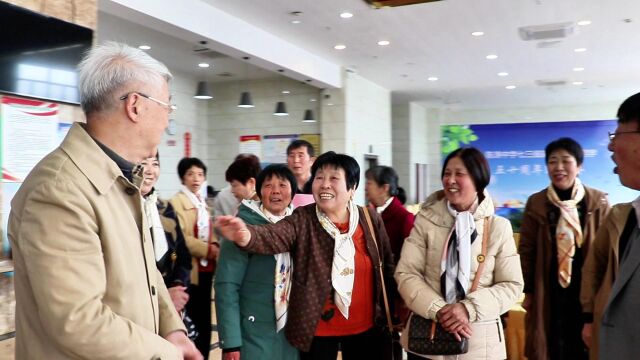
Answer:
[{"left": 402, "top": 217, "right": 491, "bottom": 356}]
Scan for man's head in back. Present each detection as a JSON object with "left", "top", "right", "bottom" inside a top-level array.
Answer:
[
  {"left": 610, "top": 92, "right": 640, "bottom": 190},
  {"left": 286, "top": 140, "right": 315, "bottom": 185}
]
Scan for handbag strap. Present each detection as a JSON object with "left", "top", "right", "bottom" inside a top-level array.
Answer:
[
  {"left": 470, "top": 216, "right": 491, "bottom": 293},
  {"left": 362, "top": 206, "right": 395, "bottom": 334}
]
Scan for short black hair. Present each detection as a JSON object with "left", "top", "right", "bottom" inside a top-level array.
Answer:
[
  {"left": 255, "top": 164, "right": 297, "bottom": 201},
  {"left": 311, "top": 151, "right": 360, "bottom": 190},
  {"left": 545, "top": 137, "right": 584, "bottom": 166},
  {"left": 225, "top": 156, "right": 261, "bottom": 184},
  {"left": 365, "top": 166, "right": 400, "bottom": 197},
  {"left": 287, "top": 139, "right": 315, "bottom": 157},
  {"left": 442, "top": 147, "right": 490, "bottom": 201},
  {"left": 617, "top": 92, "right": 640, "bottom": 130},
  {"left": 177, "top": 157, "right": 207, "bottom": 181}
]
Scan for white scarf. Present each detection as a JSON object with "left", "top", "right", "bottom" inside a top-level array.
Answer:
[
  {"left": 442, "top": 198, "right": 478, "bottom": 304},
  {"left": 143, "top": 190, "right": 169, "bottom": 262},
  {"left": 181, "top": 186, "right": 210, "bottom": 266},
  {"left": 547, "top": 178, "right": 586, "bottom": 287},
  {"left": 316, "top": 200, "right": 359, "bottom": 319},
  {"left": 376, "top": 196, "right": 394, "bottom": 214},
  {"left": 241, "top": 200, "right": 294, "bottom": 332}
]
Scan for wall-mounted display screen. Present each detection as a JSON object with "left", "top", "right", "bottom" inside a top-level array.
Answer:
[{"left": 0, "top": 2, "right": 93, "bottom": 104}]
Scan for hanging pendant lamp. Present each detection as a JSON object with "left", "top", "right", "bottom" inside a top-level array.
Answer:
[
  {"left": 238, "top": 91, "right": 254, "bottom": 108},
  {"left": 273, "top": 101, "right": 288, "bottom": 116},
  {"left": 302, "top": 109, "right": 316, "bottom": 122},
  {"left": 194, "top": 81, "right": 213, "bottom": 100}
]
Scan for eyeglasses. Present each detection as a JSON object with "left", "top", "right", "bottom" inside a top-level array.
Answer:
[
  {"left": 120, "top": 92, "right": 177, "bottom": 114},
  {"left": 608, "top": 130, "right": 640, "bottom": 142}
]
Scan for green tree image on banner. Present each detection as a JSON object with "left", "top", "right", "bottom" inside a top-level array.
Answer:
[{"left": 441, "top": 125, "right": 479, "bottom": 155}]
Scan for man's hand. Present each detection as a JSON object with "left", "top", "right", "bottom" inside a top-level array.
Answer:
[
  {"left": 582, "top": 323, "right": 593, "bottom": 349},
  {"left": 437, "top": 303, "right": 472, "bottom": 340},
  {"left": 165, "top": 330, "right": 203, "bottom": 360},
  {"left": 223, "top": 351, "right": 241, "bottom": 360},
  {"left": 214, "top": 216, "right": 251, "bottom": 246},
  {"left": 168, "top": 286, "right": 189, "bottom": 312}
]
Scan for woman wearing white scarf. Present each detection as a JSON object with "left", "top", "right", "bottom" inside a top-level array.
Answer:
[
  {"left": 215, "top": 164, "right": 299, "bottom": 360},
  {"left": 395, "top": 147, "right": 524, "bottom": 360},
  {"left": 215, "top": 152, "right": 397, "bottom": 360},
  {"left": 170, "top": 157, "right": 218, "bottom": 359},
  {"left": 519, "top": 138, "right": 610, "bottom": 360}
]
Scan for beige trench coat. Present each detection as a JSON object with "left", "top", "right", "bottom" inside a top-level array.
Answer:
[
  {"left": 8, "top": 123, "right": 185, "bottom": 359},
  {"left": 395, "top": 191, "right": 524, "bottom": 360}
]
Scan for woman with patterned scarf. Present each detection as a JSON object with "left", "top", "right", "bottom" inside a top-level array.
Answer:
[
  {"left": 215, "top": 151, "right": 397, "bottom": 360},
  {"left": 519, "top": 137, "right": 610, "bottom": 360},
  {"left": 395, "top": 147, "right": 524, "bottom": 360},
  {"left": 215, "top": 164, "right": 300, "bottom": 360},
  {"left": 170, "top": 157, "right": 219, "bottom": 359}
]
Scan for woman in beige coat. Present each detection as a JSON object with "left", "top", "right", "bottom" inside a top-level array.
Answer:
[{"left": 395, "top": 147, "right": 523, "bottom": 360}]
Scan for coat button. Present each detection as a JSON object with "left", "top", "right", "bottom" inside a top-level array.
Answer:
[
  {"left": 125, "top": 187, "right": 137, "bottom": 195},
  {"left": 151, "top": 286, "right": 156, "bottom": 295}
]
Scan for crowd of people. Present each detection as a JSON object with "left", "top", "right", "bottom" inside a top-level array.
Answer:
[{"left": 7, "top": 42, "right": 640, "bottom": 360}]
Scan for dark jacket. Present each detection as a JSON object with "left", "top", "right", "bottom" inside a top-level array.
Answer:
[
  {"left": 156, "top": 198, "right": 192, "bottom": 287},
  {"left": 244, "top": 204, "right": 396, "bottom": 352},
  {"left": 519, "top": 185, "right": 609, "bottom": 360}
]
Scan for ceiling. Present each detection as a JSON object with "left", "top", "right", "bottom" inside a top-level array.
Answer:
[
  {"left": 97, "top": 10, "right": 280, "bottom": 83},
  {"left": 198, "top": 0, "right": 640, "bottom": 108}
]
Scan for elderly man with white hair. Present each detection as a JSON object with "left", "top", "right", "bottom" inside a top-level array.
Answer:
[{"left": 8, "top": 42, "right": 202, "bottom": 359}]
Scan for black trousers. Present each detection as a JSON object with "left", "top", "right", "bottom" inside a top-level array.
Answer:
[
  {"left": 301, "top": 327, "right": 387, "bottom": 360},
  {"left": 187, "top": 271, "right": 213, "bottom": 360}
]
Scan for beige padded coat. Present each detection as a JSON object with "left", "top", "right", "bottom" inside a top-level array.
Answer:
[{"left": 395, "top": 190, "right": 524, "bottom": 360}]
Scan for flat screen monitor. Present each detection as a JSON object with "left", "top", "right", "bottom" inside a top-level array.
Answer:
[{"left": 0, "top": 2, "right": 93, "bottom": 104}]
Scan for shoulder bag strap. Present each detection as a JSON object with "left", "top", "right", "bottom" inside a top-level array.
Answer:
[
  {"left": 362, "top": 206, "right": 395, "bottom": 334},
  {"left": 470, "top": 216, "right": 491, "bottom": 292}
]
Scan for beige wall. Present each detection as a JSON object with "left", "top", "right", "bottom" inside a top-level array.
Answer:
[{"left": 3, "top": 0, "right": 97, "bottom": 30}]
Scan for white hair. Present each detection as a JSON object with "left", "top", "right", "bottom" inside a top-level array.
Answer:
[{"left": 78, "top": 41, "right": 172, "bottom": 115}]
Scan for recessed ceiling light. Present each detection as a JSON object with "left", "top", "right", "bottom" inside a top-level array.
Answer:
[
  {"left": 198, "top": 63, "right": 210, "bottom": 68},
  {"left": 377, "top": 40, "right": 390, "bottom": 46},
  {"left": 340, "top": 12, "right": 353, "bottom": 18},
  {"left": 486, "top": 54, "right": 498, "bottom": 60},
  {"left": 138, "top": 45, "right": 151, "bottom": 50},
  {"left": 310, "top": 98, "right": 317, "bottom": 102},
  {"left": 327, "top": 103, "right": 334, "bottom": 106},
  {"left": 505, "top": 85, "right": 516, "bottom": 90},
  {"left": 497, "top": 72, "right": 509, "bottom": 77},
  {"left": 573, "top": 81, "right": 584, "bottom": 85},
  {"left": 291, "top": 20, "right": 301, "bottom": 24},
  {"left": 577, "top": 20, "right": 592, "bottom": 26},
  {"left": 334, "top": 44, "right": 346, "bottom": 50},
  {"left": 282, "top": 90, "right": 290, "bottom": 94},
  {"left": 574, "top": 48, "right": 587, "bottom": 52},
  {"left": 427, "top": 76, "right": 438, "bottom": 81},
  {"left": 573, "top": 67, "right": 585, "bottom": 72},
  {"left": 471, "top": 31, "right": 484, "bottom": 36}
]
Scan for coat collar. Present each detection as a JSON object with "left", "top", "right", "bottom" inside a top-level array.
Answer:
[
  {"left": 420, "top": 189, "right": 494, "bottom": 227},
  {"left": 59, "top": 123, "right": 126, "bottom": 195}
]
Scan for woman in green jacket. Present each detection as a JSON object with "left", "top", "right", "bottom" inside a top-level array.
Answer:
[{"left": 215, "top": 164, "right": 300, "bottom": 360}]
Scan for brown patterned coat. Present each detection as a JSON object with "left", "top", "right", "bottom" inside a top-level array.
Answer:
[{"left": 244, "top": 204, "right": 397, "bottom": 352}]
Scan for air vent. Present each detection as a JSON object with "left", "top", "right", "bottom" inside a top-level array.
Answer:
[
  {"left": 537, "top": 40, "right": 563, "bottom": 48},
  {"left": 535, "top": 79, "right": 567, "bottom": 87},
  {"left": 519, "top": 22, "right": 575, "bottom": 41},
  {"left": 364, "top": 0, "right": 443, "bottom": 8},
  {"left": 217, "top": 72, "right": 234, "bottom": 77},
  {"left": 192, "top": 46, "right": 226, "bottom": 60}
]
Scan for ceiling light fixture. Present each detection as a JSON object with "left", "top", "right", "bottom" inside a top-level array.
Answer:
[
  {"left": 198, "top": 63, "right": 210, "bottom": 68},
  {"left": 310, "top": 98, "right": 317, "bottom": 102},
  {"left": 505, "top": 85, "right": 516, "bottom": 90},
  {"left": 334, "top": 44, "right": 346, "bottom": 50},
  {"left": 194, "top": 81, "right": 213, "bottom": 99},
  {"left": 282, "top": 90, "right": 290, "bottom": 94},
  {"left": 291, "top": 20, "right": 301, "bottom": 24},
  {"left": 498, "top": 72, "right": 509, "bottom": 77},
  {"left": 377, "top": 40, "right": 390, "bottom": 46},
  {"left": 574, "top": 47, "right": 587, "bottom": 52},
  {"left": 486, "top": 54, "right": 498, "bottom": 60},
  {"left": 138, "top": 45, "right": 151, "bottom": 50},
  {"left": 273, "top": 101, "right": 288, "bottom": 116},
  {"left": 572, "top": 81, "right": 584, "bottom": 85},
  {"left": 573, "top": 67, "right": 585, "bottom": 72},
  {"left": 237, "top": 56, "right": 254, "bottom": 108},
  {"left": 577, "top": 20, "right": 592, "bottom": 26},
  {"left": 340, "top": 12, "right": 353, "bottom": 18},
  {"left": 471, "top": 31, "right": 484, "bottom": 36},
  {"left": 303, "top": 109, "right": 316, "bottom": 123},
  {"left": 427, "top": 76, "right": 438, "bottom": 81}
]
